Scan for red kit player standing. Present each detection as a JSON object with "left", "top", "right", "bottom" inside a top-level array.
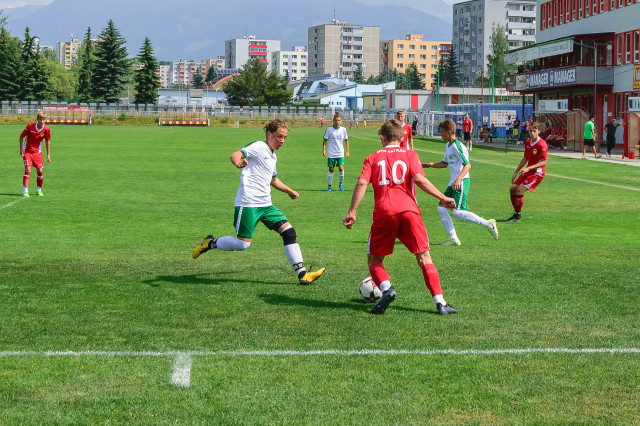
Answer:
[
  {"left": 343, "top": 119, "right": 458, "bottom": 316},
  {"left": 506, "top": 122, "right": 547, "bottom": 222},
  {"left": 19, "top": 111, "right": 51, "bottom": 197},
  {"left": 396, "top": 110, "right": 414, "bottom": 150}
]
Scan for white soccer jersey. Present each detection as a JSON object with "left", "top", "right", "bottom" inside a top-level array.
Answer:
[
  {"left": 323, "top": 126, "right": 348, "bottom": 158},
  {"left": 442, "top": 139, "right": 470, "bottom": 186},
  {"left": 234, "top": 141, "right": 277, "bottom": 207}
]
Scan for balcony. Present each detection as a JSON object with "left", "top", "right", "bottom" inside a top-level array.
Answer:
[{"left": 507, "top": 9, "right": 536, "bottom": 18}]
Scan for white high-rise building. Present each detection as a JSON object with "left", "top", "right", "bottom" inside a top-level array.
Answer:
[
  {"left": 56, "top": 35, "right": 82, "bottom": 69},
  {"left": 452, "top": 0, "right": 536, "bottom": 84},
  {"left": 225, "top": 36, "right": 281, "bottom": 71},
  {"left": 271, "top": 46, "right": 308, "bottom": 81}
]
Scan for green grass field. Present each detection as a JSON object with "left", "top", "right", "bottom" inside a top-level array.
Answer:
[{"left": 1, "top": 124, "right": 639, "bottom": 424}]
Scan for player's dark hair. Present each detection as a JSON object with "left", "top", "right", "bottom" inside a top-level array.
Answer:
[
  {"left": 264, "top": 119, "right": 288, "bottom": 135},
  {"left": 378, "top": 119, "right": 403, "bottom": 142},
  {"left": 530, "top": 122, "right": 540, "bottom": 132},
  {"left": 333, "top": 112, "right": 341, "bottom": 119},
  {"left": 438, "top": 118, "right": 456, "bottom": 133},
  {"left": 589, "top": 115, "right": 595, "bottom": 120}
]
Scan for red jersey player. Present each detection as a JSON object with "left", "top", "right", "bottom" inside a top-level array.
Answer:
[
  {"left": 396, "top": 110, "right": 413, "bottom": 150},
  {"left": 19, "top": 111, "right": 51, "bottom": 197},
  {"left": 506, "top": 122, "right": 547, "bottom": 222},
  {"left": 343, "top": 119, "right": 458, "bottom": 316}
]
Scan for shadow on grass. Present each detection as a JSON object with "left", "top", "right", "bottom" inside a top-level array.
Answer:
[
  {"left": 142, "top": 274, "right": 286, "bottom": 287},
  {"left": 259, "top": 293, "right": 428, "bottom": 313}
]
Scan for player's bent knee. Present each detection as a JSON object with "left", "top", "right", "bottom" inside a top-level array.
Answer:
[{"left": 280, "top": 226, "right": 297, "bottom": 246}]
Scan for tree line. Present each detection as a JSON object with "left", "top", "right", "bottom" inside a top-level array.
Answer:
[{"left": 0, "top": 13, "right": 159, "bottom": 105}]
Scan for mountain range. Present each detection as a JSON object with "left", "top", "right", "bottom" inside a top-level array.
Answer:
[{"left": 3, "top": 0, "right": 452, "bottom": 61}]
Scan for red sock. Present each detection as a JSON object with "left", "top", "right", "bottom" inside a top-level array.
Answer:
[
  {"left": 421, "top": 263, "right": 443, "bottom": 297},
  {"left": 23, "top": 172, "right": 30, "bottom": 187},
  {"left": 36, "top": 174, "right": 43, "bottom": 188},
  {"left": 510, "top": 195, "right": 524, "bottom": 213},
  {"left": 369, "top": 262, "right": 390, "bottom": 287}
]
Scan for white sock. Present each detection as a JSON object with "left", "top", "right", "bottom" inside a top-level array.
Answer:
[
  {"left": 23, "top": 186, "right": 28, "bottom": 193},
  {"left": 327, "top": 172, "right": 333, "bottom": 186},
  {"left": 379, "top": 280, "right": 391, "bottom": 293},
  {"left": 434, "top": 294, "right": 446, "bottom": 305},
  {"left": 338, "top": 171, "right": 344, "bottom": 185},
  {"left": 437, "top": 206, "right": 458, "bottom": 241},
  {"left": 37, "top": 186, "right": 42, "bottom": 192},
  {"left": 452, "top": 209, "right": 490, "bottom": 227},
  {"left": 215, "top": 236, "right": 250, "bottom": 251}
]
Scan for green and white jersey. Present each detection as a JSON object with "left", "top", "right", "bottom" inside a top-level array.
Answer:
[
  {"left": 323, "top": 126, "right": 348, "bottom": 158},
  {"left": 442, "top": 139, "right": 470, "bottom": 186},
  {"left": 234, "top": 141, "right": 277, "bottom": 208}
]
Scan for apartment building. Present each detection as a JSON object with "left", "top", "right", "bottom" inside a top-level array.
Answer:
[
  {"left": 452, "top": 0, "right": 536, "bottom": 84},
  {"left": 506, "top": 0, "right": 640, "bottom": 155},
  {"left": 56, "top": 35, "right": 82, "bottom": 69},
  {"left": 225, "top": 36, "right": 281, "bottom": 71},
  {"left": 168, "top": 59, "right": 208, "bottom": 87},
  {"left": 380, "top": 34, "right": 452, "bottom": 88},
  {"left": 271, "top": 46, "right": 308, "bottom": 81},
  {"left": 307, "top": 20, "right": 380, "bottom": 79}
]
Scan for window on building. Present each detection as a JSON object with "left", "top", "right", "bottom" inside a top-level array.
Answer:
[
  {"left": 421, "top": 45, "right": 427, "bottom": 50},
  {"left": 579, "top": 0, "right": 583, "bottom": 16},
  {"left": 420, "top": 54, "right": 427, "bottom": 60},
  {"left": 619, "top": 0, "right": 623, "bottom": 6},
  {"left": 617, "top": 34, "right": 623, "bottom": 64},
  {"left": 409, "top": 54, "right": 415, "bottom": 59},
  {"left": 398, "top": 44, "right": 404, "bottom": 49},
  {"left": 431, "top": 55, "right": 437, "bottom": 60},
  {"left": 420, "top": 64, "right": 426, "bottom": 69},
  {"left": 432, "top": 64, "right": 438, "bottom": 69},
  {"left": 398, "top": 63, "right": 404, "bottom": 68},
  {"left": 626, "top": 32, "right": 632, "bottom": 63},
  {"left": 635, "top": 31, "right": 640, "bottom": 62},
  {"left": 600, "top": 0, "right": 604, "bottom": 10},
  {"left": 610, "top": 0, "right": 615, "bottom": 8},
  {"left": 409, "top": 44, "right": 415, "bottom": 49},
  {"left": 398, "top": 54, "right": 404, "bottom": 59},
  {"left": 566, "top": 0, "right": 571, "bottom": 19}
]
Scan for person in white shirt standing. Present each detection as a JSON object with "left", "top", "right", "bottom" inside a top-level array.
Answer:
[
  {"left": 322, "top": 112, "right": 350, "bottom": 191},
  {"left": 193, "top": 119, "right": 326, "bottom": 286}
]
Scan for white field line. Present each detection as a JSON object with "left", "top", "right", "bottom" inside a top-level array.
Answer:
[
  {"left": 0, "top": 197, "right": 27, "bottom": 210},
  {"left": 2, "top": 348, "right": 638, "bottom": 388},
  {"left": 170, "top": 352, "right": 192, "bottom": 388}
]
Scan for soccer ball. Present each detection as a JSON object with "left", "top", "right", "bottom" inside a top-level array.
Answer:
[{"left": 359, "top": 277, "right": 382, "bottom": 303}]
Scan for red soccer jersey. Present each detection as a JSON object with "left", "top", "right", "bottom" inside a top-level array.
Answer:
[
  {"left": 359, "top": 145, "right": 425, "bottom": 221},
  {"left": 20, "top": 122, "right": 51, "bottom": 154},
  {"left": 399, "top": 123, "right": 412, "bottom": 149},
  {"left": 523, "top": 137, "right": 547, "bottom": 176},
  {"left": 463, "top": 118, "right": 473, "bottom": 133}
]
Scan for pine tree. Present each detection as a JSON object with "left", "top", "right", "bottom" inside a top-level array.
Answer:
[
  {"left": 205, "top": 65, "right": 216, "bottom": 82},
  {"left": 404, "top": 63, "right": 425, "bottom": 90},
  {"left": 0, "top": 28, "right": 21, "bottom": 100},
  {"left": 134, "top": 37, "right": 160, "bottom": 105},
  {"left": 17, "top": 27, "right": 49, "bottom": 101},
  {"left": 77, "top": 27, "right": 94, "bottom": 103},
  {"left": 191, "top": 68, "right": 203, "bottom": 88},
  {"left": 224, "top": 58, "right": 292, "bottom": 106},
  {"left": 93, "top": 20, "right": 129, "bottom": 103},
  {"left": 352, "top": 65, "right": 364, "bottom": 84},
  {"left": 444, "top": 46, "right": 460, "bottom": 86}
]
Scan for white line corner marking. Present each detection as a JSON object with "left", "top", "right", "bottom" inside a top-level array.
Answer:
[{"left": 171, "top": 352, "right": 192, "bottom": 388}]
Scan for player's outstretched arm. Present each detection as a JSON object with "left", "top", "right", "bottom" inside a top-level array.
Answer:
[
  {"left": 413, "top": 174, "right": 456, "bottom": 209},
  {"left": 422, "top": 161, "right": 448, "bottom": 169},
  {"left": 271, "top": 177, "right": 299, "bottom": 199},
  {"left": 343, "top": 178, "right": 368, "bottom": 228},
  {"left": 230, "top": 150, "right": 248, "bottom": 168}
]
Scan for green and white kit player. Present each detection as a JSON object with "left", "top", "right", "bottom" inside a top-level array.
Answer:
[
  {"left": 193, "top": 119, "right": 326, "bottom": 285},
  {"left": 422, "top": 118, "right": 498, "bottom": 246},
  {"left": 322, "top": 112, "right": 349, "bottom": 191}
]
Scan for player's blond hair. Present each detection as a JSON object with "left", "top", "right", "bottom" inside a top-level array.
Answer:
[
  {"left": 396, "top": 110, "right": 405, "bottom": 118},
  {"left": 438, "top": 118, "right": 456, "bottom": 133},
  {"left": 378, "top": 119, "right": 403, "bottom": 142},
  {"left": 264, "top": 119, "right": 288, "bottom": 135},
  {"left": 530, "top": 122, "right": 540, "bottom": 132},
  {"left": 36, "top": 111, "right": 47, "bottom": 120}
]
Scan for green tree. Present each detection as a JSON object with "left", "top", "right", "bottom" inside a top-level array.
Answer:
[
  {"left": 0, "top": 28, "right": 21, "bottom": 100},
  {"left": 404, "top": 63, "right": 425, "bottom": 90},
  {"left": 76, "top": 27, "right": 94, "bottom": 103},
  {"left": 134, "top": 37, "right": 160, "bottom": 105},
  {"left": 205, "top": 65, "right": 216, "bottom": 82},
  {"left": 224, "top": 58, "right": 292, "bottom": 106},
  {"left": 19, "top": 27, "right": 49, "bottom": 101},
  {"left": 44, "top": 59, "right": 76, "bottom": 101},
  {"left": 352, "top": 65, "right": 364, "bottom": 84},
  {"left": 92, "top": 20, "right": 129, "bottom": 103},
  {"left": 444, "top": 46, "right": 460, "bottom": 86},
  {"left": 486, "top": 23, "right": 516, "bottom": 87},
  {"left": 191, "top": 68, "right": 203, "bottom": 88}
]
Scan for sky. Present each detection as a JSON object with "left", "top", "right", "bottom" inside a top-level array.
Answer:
[{"left": 0, "top": 0, "right": 460, "bottom": 21}]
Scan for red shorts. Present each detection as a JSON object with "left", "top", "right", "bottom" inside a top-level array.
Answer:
[
  {"left": 514, "top": 172, "right": 544, "bottom": 192},
  {"left": 23, "top": 152, "right": 44, "bottom": 169},
  {"left": 367, "top": 211, "right": 430, "bottom": 256}
]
